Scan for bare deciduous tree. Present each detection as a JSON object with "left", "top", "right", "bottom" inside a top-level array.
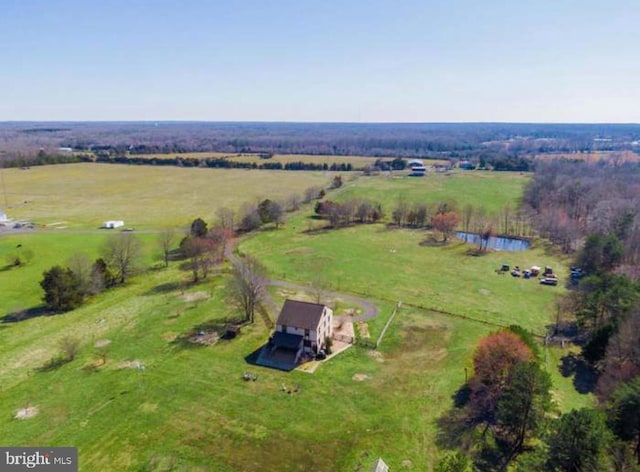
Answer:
[
  {"left": 59, "top": 336, "right": 80, "bottom": 361},
  {"left": 103, "top": 233, "right": 143, "bottom": 284},
  {"left": 216, "top": 207, "right": 235, "bottom": 232},
  {"left": 158, "top": 229, "right": 177, "bottom": 268},
  {"left": 67, "top": 253, "right": 93, "bottom": 296},
  {"left": 310, "top": 270, "right": 329, "bottom": 305},
  {"left": 227, "top": 255, "right": 268, "bottom": 323},
  {"left": 182, "top": 236, "right": 222, "bottom": 282},
  {"left": 286, "top": 193, "right": 302, "bottom": 212}
]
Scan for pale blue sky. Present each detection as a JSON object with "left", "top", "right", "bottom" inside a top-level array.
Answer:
[{"left": 1, "top": 0, "right": 639, "bottom": 122}]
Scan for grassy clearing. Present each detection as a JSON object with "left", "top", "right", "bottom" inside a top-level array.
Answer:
[
  {"left": 242, "top": 218, "right": 563, "bottom": 333},
  {"left": 0, "top": 231, "right": 490, "bottom": 470},
  {"left": 333, "top": 171, "right": 530, "bottom": 215},
  {"left": 0, "top": 170, "right": 594, "bottom": 470},
  {"left": 1, "top": 164, "right": 334, "bottom": 229}
]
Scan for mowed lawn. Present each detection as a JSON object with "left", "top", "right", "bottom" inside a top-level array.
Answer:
[
  {"left": 243, "top": 218, "right": 562, "bottom": 333},
  {"left": 1, "top": 163, "right": 335, "bottom": 229},
  {"left": 0, "top": 170, "right": 593, "bottom": 471},
  {"left": 0, "top": 232, "right": 496, "bottom": 471}
]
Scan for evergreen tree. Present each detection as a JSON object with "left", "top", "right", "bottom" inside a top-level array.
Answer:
[{"left": 40, "top": 266, "right": 83, "bottom": 311}]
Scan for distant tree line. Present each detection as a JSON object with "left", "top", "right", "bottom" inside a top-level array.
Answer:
[
  {"left": 2, "top": 122, "right": 638, "bottom": 163},
  {"left": 524, "top": 160, "right": 640, "bottom": 264},
  {"left": 1, "top": 149, "right": 82, "bottom": 168},
  {"left": 89, "top": 154, "right": 354, "bottom": 172}
]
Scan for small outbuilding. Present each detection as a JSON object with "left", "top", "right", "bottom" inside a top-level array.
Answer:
[
  {"left": 0, "top": 209, "right": 9, "bottom": 223},
  {"left": 102, "top": 220, "right": 125, "bottom": 229},
  {"left": 459, "top": 160, "right": 475, "bottom": 170},
  {"left": 408, "top": 165, "right": 427, "bottom": 176}
]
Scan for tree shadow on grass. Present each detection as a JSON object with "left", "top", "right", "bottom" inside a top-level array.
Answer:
[
  {"left": 143, "top": 281, "right": 186, "bottom": 296},
  {"left": 0, "top": 264, "right": 20, "bottom": 272},
  {"left": 418, "top": 236, "right": 449, "bottom": 247},
  {"left": 171, "top": 317, "right": 243, "bottom": 349},
  {"left": 35, "top": 356, "right": 71, "bottom": 373},
  {"left": 436, "top": 384, "right": 478, "bottom": 451},
  {"left": 558, "top": 352, "right": 597, "bottom": 394},
  {"left": 1, "top": 306, "right": 50, "bottom": 323}
]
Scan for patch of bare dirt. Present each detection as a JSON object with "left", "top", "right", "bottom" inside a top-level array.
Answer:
[
  {"left": 179, "top": 291, "right": 210, "bottom": 302},
  {"left": 368, "top": 350, "right": 384, "bottom": 363},
  {"left": 15, "top": 406, "right": 38, "bottom": 420},
  {"left": 188, "top": 332, "right": 219, "bottom": 346},
  {"left": 94, "top": 339, "right": 111, "bottom": 348},
  {"left": 161, "top": 331, "right": 177, "bottom": 342},
  {"left": 352, "top": 373, "right": 370, "bottom": 382},
  {"left": 357, "top": 321, "right": 370, "bottom": 339},
  {"left": 118, "top": 359, "right": 145, "bottom": 369},
  {"left": 277, "top": 289, "right": 309, "bottom": 301}
]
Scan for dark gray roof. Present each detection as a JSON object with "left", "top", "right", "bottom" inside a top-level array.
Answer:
[
  {"left": 271, "top": 331, "right": 303, "bottom": 350},
  {"left": 276, "top": 299, "right": 326, "bottom": 330}
]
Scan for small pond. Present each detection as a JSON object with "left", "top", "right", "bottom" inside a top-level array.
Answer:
[{"left": 456, "top": 231, "right": 531, "bottom": 252}]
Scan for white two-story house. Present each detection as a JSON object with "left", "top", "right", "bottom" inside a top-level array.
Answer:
[{"left": 271, "top": 300, "right": 333, "bottom": 363}]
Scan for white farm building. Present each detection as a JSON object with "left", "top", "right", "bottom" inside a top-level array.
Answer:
[
  {"left": 102, "top": 220, "right": 125, "bottom": 229},
  {"left": 0, "top": 209, "right": 9, "bottom": 223}
]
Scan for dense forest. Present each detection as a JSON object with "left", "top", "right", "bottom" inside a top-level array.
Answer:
[{"left": 1, "top": 122, "right": 640, "bottom": 163}]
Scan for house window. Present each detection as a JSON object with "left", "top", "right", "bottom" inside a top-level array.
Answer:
[
  {"left": 282, "top": 325, "right": 287, "bottom": 333},
  {"left": 304, "top": 329, "right": 310, "bottom": 337}
]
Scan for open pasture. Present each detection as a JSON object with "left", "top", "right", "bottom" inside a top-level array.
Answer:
[
  {"left": 0, "top": 163, "right": 334, "bottom": 229},
  {"left": 333, "top": 171, "right": 530, "bottom": 215},
  {"left": 242, "top": 216, "right": 563, "bottom": 333},
  {"left": 0, "top": 170, "right": 593, "bottom": 470}
]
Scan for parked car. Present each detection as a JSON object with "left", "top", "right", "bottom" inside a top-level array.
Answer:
[{"left": 540, "top": 277, "right": 558, "bottom": 286}]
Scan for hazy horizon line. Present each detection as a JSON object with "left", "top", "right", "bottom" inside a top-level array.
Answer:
[{"left": 2, "top": 120, "right": 639, "bottom": 126}]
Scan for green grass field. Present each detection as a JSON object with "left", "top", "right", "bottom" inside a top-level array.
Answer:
[
  {"left": 333, "top": 171, "right": 530, "bottom": 215},
  {"left": 0, "top": 167, "right": 594, "bottom": 471},
  {"left": 1, "top": 163, "right": 335, "bottom": 229}
]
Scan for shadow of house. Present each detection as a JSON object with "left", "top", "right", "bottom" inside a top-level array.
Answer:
[{"left": 255, "top": 342, "right": 299, "bottom": 372}]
